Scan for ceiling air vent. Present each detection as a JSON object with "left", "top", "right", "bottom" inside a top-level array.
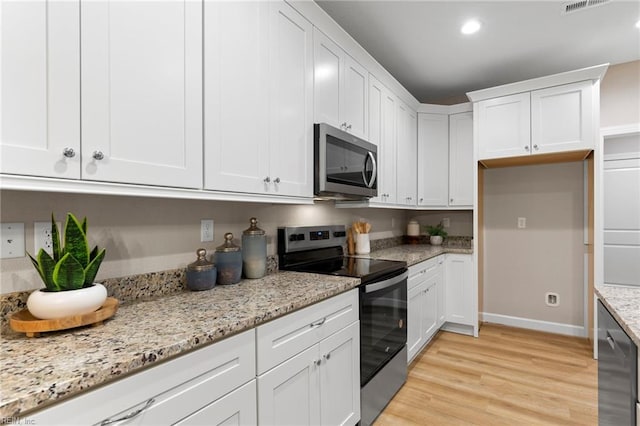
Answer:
[{"left": 562, "top": 0, "right": 611, "bottom": 14}]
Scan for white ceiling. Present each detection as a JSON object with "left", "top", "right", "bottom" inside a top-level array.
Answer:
[{"left": 315, "top": 0, "right": 640, "bottom": 103}]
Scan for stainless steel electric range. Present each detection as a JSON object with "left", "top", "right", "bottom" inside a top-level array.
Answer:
[{"left": 278, "top": 225, "right": 408, "bottom": 426}]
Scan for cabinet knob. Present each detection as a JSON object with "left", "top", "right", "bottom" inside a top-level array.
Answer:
[
  {"left": 533, "top": 144, "right": 539, "bottom": 150},
  {"left": 264, "top": 177, "right": 271, "bottom": 183},
  {"left": 524, "top": 145, "right": 530, "bottom": 151},
  {"left": 323, "top": 353, "right": 331, "bottom": 361},
  {"left": 450, "top": 198, "right": 454, "bottom": 203},
  {"left": 419, "top": 198, "right": 423, "bottom": 203},
  {"left": 314, "top": 359, "right": 322, "bottom": 367},
  {"left": 346, "top": 124, "right": 352, "bottom": 130},
  {"left": 92, "top": 151, "right": 104, "bottom": 161},
  {"left": 274, "top": 177, "right": 280, "bottom": 184},
  {"left": 62, "top": 148, "right": 76, "bottom": 158},
  {"left": 340, "top": 122, "right": 347, "bottom": 129}
]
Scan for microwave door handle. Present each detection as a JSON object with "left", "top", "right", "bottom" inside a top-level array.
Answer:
[{"left": 362, "top": 151, "right": 377, "bottom": 188}]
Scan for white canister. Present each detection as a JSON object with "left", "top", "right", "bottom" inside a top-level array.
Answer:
[
  {"left": 355, "top": 233, "right": 370, "bottom": 254},
  {"left": 407, "top": 220, "right": 420, "bottom": 237}
]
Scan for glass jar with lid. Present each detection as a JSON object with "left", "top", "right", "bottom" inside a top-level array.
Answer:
[
  {"left": 242, "top": 217, "right": 267, "bottom": 279},
  {"left": 186, "top": 248, "right": 217, "bottom": 291},
  {"left": 215, "top": 233, "right": 242, "bottom": 285}
]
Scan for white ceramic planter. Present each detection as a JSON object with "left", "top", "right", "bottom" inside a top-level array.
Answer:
[
  {"left": 430, "top": 235, "right": 443, "bottom": 246},
  {"left": 27, "top": 283, "right": 107, "bottom": 320}
]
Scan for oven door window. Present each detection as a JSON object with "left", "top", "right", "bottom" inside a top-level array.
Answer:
[
  {"left": 360, "top": 279, "right": 407, "bottom": 386},
  {"left": 325, "top": 134, "right": 376, "bottom": 189}
]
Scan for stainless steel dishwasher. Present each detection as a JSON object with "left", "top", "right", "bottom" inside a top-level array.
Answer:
[{"left": 598, "top": 300, "right": 637, "bottom": 426}]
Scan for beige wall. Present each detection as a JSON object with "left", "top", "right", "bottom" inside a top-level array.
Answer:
[
  {"left": 483, "top": 162, "right": 585, "bottom": 326},
  {"left": 600, "top": 60, "right": 640, "bottom": 128},
  {"left": 409, "top": 210, "right": 473, "bottom": 237},
  {"left": 0, "top": 191, "right": 407, "bottom": 293}
]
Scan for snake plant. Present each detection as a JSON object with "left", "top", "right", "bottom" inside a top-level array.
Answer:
[{"left": 28, "top": 213, "right": 106, "bottom": 291}]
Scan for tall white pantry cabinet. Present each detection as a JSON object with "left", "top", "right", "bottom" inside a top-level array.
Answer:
[{"left": 1, "top": 0, "right": 203, "bottom": 188}]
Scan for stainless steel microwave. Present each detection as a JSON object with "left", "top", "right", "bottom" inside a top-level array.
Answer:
[{"left": 314, "top": 123, "right": 378, "bottom": 199}]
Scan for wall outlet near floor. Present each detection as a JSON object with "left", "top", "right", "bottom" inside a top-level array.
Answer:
[
  {"left": 1, "top": 223, "right": 25, "bottom": 259},
  {"left": 545, "top": 292, "right": 560, "bottom": 307},
  {"left": 34, "top": 222, "right": 61, "bottom": 255},
  {"left": 200, "top": 219, "right": 214, "bottom": 242},
  {"left": 517, "top": 217, "right": 526, "bottom": 229},
  {"left": 442, "top": 217, "right": 450, "bottom": 228}
]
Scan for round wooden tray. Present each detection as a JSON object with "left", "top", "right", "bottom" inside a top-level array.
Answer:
[{"left": 9, "top": 297, "right": 119, "bottom": 337}]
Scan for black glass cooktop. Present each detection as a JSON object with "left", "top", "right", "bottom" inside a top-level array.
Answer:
[{"left": 285, "top": 255, "right": 406, "bottom": 284}]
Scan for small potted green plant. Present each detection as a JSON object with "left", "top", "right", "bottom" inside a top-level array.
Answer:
[
  {"left": 26, "top": 213, "right": 107, "bottom": 319},
  {"left": 425, "top": 223, "right": 448, "bottom": 246}
]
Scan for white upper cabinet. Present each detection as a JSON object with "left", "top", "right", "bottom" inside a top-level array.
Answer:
[
  {"left": 313, "top": 29, "right": 368, "bottom": 140},
  {"left": 396, "top": 99, "right": 417, "bottom": 206},
  {"left": 1, "top": 0, "right": 80, "bottom": 179},
  {"left": 448, "top": 111, "right": 473, "bottom": 207},
  {"left": 368, "top": 75, "right": 397, "bottom": 205},
  {"left": 267, "top": 1, "right": 314, "bottom": 197},
  {"left": 81, "top": 0, "right": 203, "bottom": 188},
  {"left": 204, "top": 1, "right": 270, "bottom": 194},
  {"left": 477, "top": 80, "right": 596, "bottom": 161},
  {"left": 417, "top": 113, "right": 449, "bottom": 207},
  {"left": 531, "top": 80, "right": 593, "bottom": 154},
  {"left": 477, "top": 92, "right": 531, "bottom": 160},
  {"left": 204, "top": 1, "right": 313, "bottom": 198}
]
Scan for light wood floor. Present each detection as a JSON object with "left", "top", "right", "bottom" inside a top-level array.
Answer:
[{"left": 375, "top": 323, "right": 598, "bottom": 426}]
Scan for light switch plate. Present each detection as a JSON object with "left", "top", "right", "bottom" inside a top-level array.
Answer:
[{"left": 1, "top": 223, "right": 25, "bottom": 259}]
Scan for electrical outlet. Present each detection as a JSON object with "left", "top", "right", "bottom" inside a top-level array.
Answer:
[
  {"left": 545, "top": 292, "right": 560, "bottom": 307},
  {"left": 442, "top": 217, "right": 450, "bottom": 228},
  {"left": 201, "top": 219, "right": 214, "bottom": 242},
  {"left": 517, "top": 217, "right": 526, "bottom": 229},
  {"left": 34, "top": 222, "right": 61, "bottom": 255},
  {"left": 1, "top": 223, "right": 25, "bottom": 259}
]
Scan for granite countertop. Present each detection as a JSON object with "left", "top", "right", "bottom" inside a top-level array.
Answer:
[
  {"left": 0, "top": 271, "right": 359, "bottom": 418},
  {"left": 595, "top": 285, "right": 640, "bottom": 347},
  {"left": 366, "top": 243, "right": 473, "bottom": 266}
]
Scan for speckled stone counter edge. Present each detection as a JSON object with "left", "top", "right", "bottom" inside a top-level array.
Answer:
[{"left": 594, "top": 285, "right": 640, "bottom": 347}]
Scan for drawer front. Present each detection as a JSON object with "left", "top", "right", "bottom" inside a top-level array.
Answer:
[
  {"left": 31, "top": 329, "right": 256, "bottom": 425},
  {"left": 175, "top": 380, "right": 257, "bottom": 426},
  {"left": 257, "top": 289, "right": 358, "bottom": 375},
  {"left": 408, "top": 256, "right": 441, "bottom": 290}
]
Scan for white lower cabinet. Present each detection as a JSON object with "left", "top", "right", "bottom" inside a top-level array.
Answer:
[
  {"left": 256, "top": 289, "right": 360, "bottom": 426},
  {"left": 29, "top": 329, "right": 256, "bottom": 425},
  {"left": 407, "top": 256, "right": 444, "bottom": 363},
  {"left": 257, "top": 322, "right": 360, "bottom": 426},
  {"left": 444, "top": 254, "right": 476, "bottom": 330}
]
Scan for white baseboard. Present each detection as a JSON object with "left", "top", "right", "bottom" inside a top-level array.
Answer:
[{"left": 480, "top": 312, "right": 586, "bottom": 337}]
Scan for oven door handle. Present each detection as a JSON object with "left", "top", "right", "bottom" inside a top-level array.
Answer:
[{"left": 364, "top": 271, "right": 408, "bottom": 293}]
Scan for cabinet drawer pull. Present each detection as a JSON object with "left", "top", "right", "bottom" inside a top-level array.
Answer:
[
  {"left": 274, "top": 177, "right": 280, "bottom": 184},
  {"left": 93, "top": 151, "right": 105, "bottom": 161},
  {"left": 310, "top": 317, "right": 326, "bottom": 328},
  {"left": 263, "top": 176, "right": 271, "bottom": 183},
  {"left": 100, "top": 398, "right": 155, "bottom": 425},
  {"left": 62, "top": 147, "right": 76, "bottom": 158}
]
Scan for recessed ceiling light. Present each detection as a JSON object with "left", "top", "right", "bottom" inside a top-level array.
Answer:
[{"left": 461, "top": 19, "right": 482, "bottom": 35}]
